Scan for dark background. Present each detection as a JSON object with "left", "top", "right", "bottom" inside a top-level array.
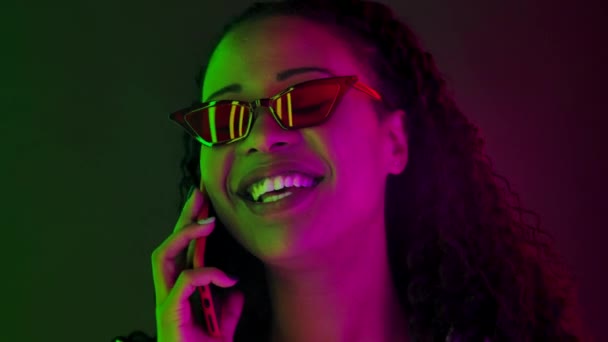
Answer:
[{"left": 3, "top": 0, "right": 606, "bottom": 340}]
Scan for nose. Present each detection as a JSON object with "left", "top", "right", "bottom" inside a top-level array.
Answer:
[{"left": 236, "top": 106, "right": 301, "bottom": 154}]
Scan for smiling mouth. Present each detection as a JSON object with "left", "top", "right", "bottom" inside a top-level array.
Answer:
[{"left": 239, "top": 176, "right": 324, "bottom": 203}]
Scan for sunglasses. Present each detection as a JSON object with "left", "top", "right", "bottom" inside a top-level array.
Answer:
[{"left": 168, "top": 75, "right": 383, "bottom": 147}]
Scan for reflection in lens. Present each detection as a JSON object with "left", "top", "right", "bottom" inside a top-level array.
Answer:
[
  {"left": 276, "top": 83, "right": 341, "bottom": 128},
  {"left": 186, "top": 103, "right": 250, "bottom": 144},
  {"left": 186, "top": 81, "right": 342, "bottom": 145}
]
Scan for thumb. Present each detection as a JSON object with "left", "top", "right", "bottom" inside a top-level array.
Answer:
[{"left": 220, "top": 290, "right": 245, "bottom": 340}]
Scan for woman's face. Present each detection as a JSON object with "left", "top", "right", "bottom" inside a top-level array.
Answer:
[{"left": 200, "top": 16, "right": 406, "bottom": 262}]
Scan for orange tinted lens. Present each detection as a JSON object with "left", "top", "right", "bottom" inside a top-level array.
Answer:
[
  {"left": 185, "top": 102, "right": 250, "bottom": 144},
  {"left": 274, "top": 82, "right": 341, "bottom": 128}
]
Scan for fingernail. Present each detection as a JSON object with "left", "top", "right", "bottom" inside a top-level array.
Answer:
[{"left": 196, "top": 216, "right": 215, "bottom": 225}]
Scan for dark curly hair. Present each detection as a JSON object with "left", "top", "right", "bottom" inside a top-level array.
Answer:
[{"left": 115, "top": 1, "right": 590, "bottom": 341}]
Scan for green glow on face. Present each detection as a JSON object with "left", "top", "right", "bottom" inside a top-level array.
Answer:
[{"left": 196, "top": 16, "right": 403, "bottom": 262}]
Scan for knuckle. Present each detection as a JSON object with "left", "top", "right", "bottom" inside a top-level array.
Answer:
[
  {"left": 150, "top": 248, "right": 162, "bottom": 263},
  {"left": 179, "top": 269, "right": 194, "bottom": 282},
  {"left": 182, "top": 224, "right": 210, "bottom": 240},
  {"left": 176, "top": 223, "right": 197, "bottom": 237},
  {"left": 150, "top": 233, "right": 179, "bottom": 262},
  {"left": 179, "top": 224, "right": 196, "bottom": 236},
  {"left": 178, "top": 267, "right": 214, "bottom": 286},
  {"left": 205, "top": 266, "right": 220, "bottom": 274},
  {"left": 150, "top": 243, "right": 170, "bottom": 260},
  {"left": 184, "top": 268, "right": 204, "bottom": 284}
]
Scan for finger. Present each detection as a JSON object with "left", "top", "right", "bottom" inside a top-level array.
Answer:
[
  {"left": 220, "top": 290, "right": 245, "bottom": 341},
  {"left": 152, "top": 219, "right": 216, "bottom": 303},
  {"left": 173, "top": 185, "right": 207, "bottom": 233},
  {"left": 165, "top": 267, "right": 239, "bottom": 312},
  {"left": 158, "top": 218, "right": 215, "bottom": 265}
]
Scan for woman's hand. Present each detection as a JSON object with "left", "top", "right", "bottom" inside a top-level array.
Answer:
[{"left": 151, "top": 188, "right": 244, "bottom": 342}]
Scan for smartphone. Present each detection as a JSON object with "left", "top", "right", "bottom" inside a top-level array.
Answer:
[{"left": 192, "top": 179, "right": 222, "bottom": 338}]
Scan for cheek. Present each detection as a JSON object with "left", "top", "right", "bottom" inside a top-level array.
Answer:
[
  {"left": 199, "top": 150, "right": 230, "bottom": 199},
  {"left": 320, "top": 105, "right": 385, "bottom": 206},
  {"left": 320, "top": 103, "right": 380, "bottom": 165}
]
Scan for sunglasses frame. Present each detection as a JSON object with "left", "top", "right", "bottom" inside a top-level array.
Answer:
[{"left": 168, "top": 75, "right": 383, "bottom": 147}]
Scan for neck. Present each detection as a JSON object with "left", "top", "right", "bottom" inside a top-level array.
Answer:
[{"left": 265, "top": 216, "right": 409, "bottom": 342}]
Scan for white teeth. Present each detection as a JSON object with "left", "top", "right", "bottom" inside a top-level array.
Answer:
[
  {"left": 273, "top": 177, "right": 284, "bottom": 191},
  {"left": 284, "top": 176, "right": 293, "bottom": 187},
  {"left": 247, "top": 173, "right": 317, "bottom": 202}
]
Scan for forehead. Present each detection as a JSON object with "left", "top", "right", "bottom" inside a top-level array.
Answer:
[{"left": 202, "top": 16, "right": 366, "bottom": 99}]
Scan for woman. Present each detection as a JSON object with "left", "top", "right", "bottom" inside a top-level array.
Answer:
[{"left": 115, "top": 0, "right": 588, "bottom": 341}]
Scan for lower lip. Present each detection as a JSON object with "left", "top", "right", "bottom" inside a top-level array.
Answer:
[{"left": 242, "top": 182, "right": 321, "bottom": 216}]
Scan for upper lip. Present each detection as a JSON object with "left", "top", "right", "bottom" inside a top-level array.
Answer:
[{"left": 235, "top": 160, "right": 325, "bottom": 198}]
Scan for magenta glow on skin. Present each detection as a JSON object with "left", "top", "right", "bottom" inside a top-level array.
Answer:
[{"left": 199, "top": 16, "right": 409, "bottom": 342}]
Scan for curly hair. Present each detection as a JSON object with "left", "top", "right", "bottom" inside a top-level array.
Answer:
[{"left": 120, "top": 1, "right": 589, "bottom": 341}]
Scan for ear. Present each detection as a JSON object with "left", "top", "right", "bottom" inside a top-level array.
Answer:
[{"left": 380, "top": 109, "right": 408, "bottom": 175}]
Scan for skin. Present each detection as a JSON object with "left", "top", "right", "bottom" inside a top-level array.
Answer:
[{"left": 200, "top": 16, "right": 410, "bottom": 342}]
